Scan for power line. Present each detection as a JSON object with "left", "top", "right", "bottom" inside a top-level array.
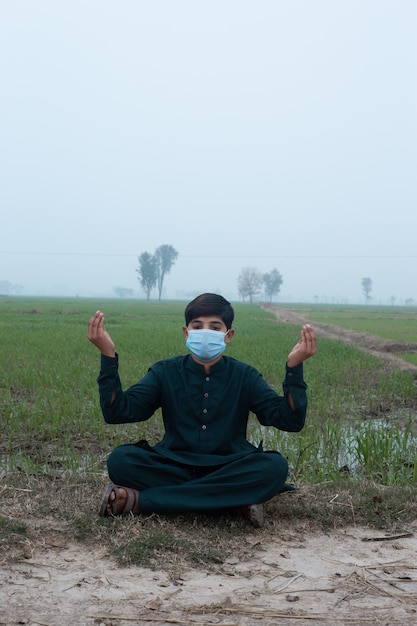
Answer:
[{"left": 0, "top": 251, "right": 416, "bottom": 259}]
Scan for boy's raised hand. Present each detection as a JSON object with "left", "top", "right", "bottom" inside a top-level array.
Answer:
[
  {"left": 87, "top": 311, "right": 116, "bottom": 357},
  {"left": 287, "top": 324, "right": 317, "bottom": 368}
]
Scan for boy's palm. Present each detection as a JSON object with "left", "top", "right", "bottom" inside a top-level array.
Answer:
[
  {"left": 87, "top": 311, "right": 116, "bottom": 357},
  {"left": 287, "top": 324, "right": 316, "bottom": 368}
]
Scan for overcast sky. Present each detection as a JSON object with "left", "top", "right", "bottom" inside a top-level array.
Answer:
[{"left": 1, "top": 0, "right": 416, "bottom": 304}]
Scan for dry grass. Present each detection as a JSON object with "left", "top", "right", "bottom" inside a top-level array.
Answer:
[{"left": 2, "top": 471, "right": 416, "bottom": 572}]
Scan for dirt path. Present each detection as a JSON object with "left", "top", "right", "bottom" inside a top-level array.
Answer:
[{"left": 261, "top": 304, "right": 417, "bottom": 372}]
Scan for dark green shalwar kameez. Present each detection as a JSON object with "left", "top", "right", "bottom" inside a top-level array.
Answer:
[{"left": 97, "top": 353, "right": 308, "bottom": 514}]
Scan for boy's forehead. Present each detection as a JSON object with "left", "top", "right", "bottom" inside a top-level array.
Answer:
[{"left": 189, "top": 315, "right": 225, "bottom": 324}]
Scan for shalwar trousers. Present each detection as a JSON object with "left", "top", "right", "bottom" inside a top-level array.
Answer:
[{"left": 107, "top": 441, "right": 289, "bottom": 514}]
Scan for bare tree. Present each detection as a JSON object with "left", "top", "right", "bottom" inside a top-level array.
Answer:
[
  {"left": 237, "top": 267, "right": 263, "bottom": 303},
  {"left": 136, "top": 252, "right": 157, "bottom": 300},
  {"left": 155, "top": 244, "right": 178, "bottom": 300},
  {"left": 361, "top": 277, "right": 373, "bottom": 304},
  {"left": 114, "top": 286, "right": 134, "bottom": 298},
  {"left": 0, "top": 280, "right": 18, "bottom": 295},
  {"left": 263, "top": 268, "right": 283, "bottom": 303}
]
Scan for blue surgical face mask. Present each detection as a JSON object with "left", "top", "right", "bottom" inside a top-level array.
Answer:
[{"left": 186, "top": 329, "right": 229, "bottom": 362}]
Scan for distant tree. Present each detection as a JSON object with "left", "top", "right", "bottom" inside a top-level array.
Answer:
[
  {"left": 263, "top": 268, "right": 283, "bottom": 303},
  {"left": 114, "top": 286, "right": 134, "bottom": 298},
  {"left": 237, "top": 267, "right": 263, "bottom": 303},
  {"left": 0, "top": 280, "right": 13, "bottom": 295},
  {"left": 405, "top": 298, "right": 415, "bottom": 306},
  {"left": 389, "top": 295, "right": 396, "bottom": 306},
  {"left": 361, "top": 277, "right": 373, "bottom": 304},
  {"left": 154, "top": 244, "right": 178, "bottom": 301},
  {"left": 136, "top": 252, "right": 157, "bottom": 300}
]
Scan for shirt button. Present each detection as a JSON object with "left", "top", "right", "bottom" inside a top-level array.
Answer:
[
  {"left": 204, "top": 392, "right": 209, "bottom": 398},
  {"left": 202, "top": 424, "right": 207, "bottom": 430},
  {"left": 202, "top": 408, "right": 207, "bottom": 414},
  {"left": 205, "top": 376, "right": 210, "bottom": 381}
]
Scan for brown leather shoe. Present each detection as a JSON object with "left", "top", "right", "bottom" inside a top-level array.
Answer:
[{"left": 241, "top": 503, "right": 264, "bottom": 528}]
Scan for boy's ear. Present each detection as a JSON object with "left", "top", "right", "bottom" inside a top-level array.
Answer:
[
  {"left": 225, "top": 329, "right": 235, "bottom": 343},
  {"left": 182, "top": 326, "right": 189, "bottom": 339}
]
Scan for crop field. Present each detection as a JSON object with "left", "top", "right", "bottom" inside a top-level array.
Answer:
[
  {"left": 300, "top": 305, "right": 416, "bottom": 341},
  {"left": 1, "top": 297, "right": 416, "bottom": 486},
  {"left": 277, "top": 303, "right": 417, "bottom": 365}
]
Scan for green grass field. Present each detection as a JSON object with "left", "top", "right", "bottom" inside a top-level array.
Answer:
[
  {"left": 283, "top": 303, "right": 417, "bottom": 341},
  {"left": 1, "top": 297, "right": 416, "bottom": 486},
  {"left": 284, "top": 303, "right": 417, "bottom": 366}
]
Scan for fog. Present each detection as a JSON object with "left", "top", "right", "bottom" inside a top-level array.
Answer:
[{"left": 1, "top": 1, "right": 416, "bottom": 304}]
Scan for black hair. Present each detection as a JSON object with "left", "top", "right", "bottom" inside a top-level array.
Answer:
[{"left": 184, "top": 293, "right": 234, "bottom": 329}]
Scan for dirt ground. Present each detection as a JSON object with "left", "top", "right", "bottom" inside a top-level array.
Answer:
[
  {"left": 2, "top": 307, "right": 417, "bottom": 626},
  {"left": 2, "top": 523, "right": 417, "bottom": 626}
]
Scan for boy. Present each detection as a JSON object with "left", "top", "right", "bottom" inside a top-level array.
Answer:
[{"left": 87, "top": 293, "right": 316, "bottom": 527}]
